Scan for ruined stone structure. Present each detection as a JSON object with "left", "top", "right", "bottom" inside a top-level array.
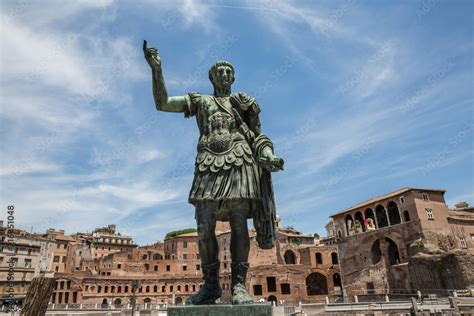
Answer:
[
  {"left": 331, "top": 187, "right": 474, "bottom": 299},
  {"left": 49, "top": 220, "right": 340, "bottom": 307},
  {"left": 1, "top": 187, "right": 472, "bottom": 309}
]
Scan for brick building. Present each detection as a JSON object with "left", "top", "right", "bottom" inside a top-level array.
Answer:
[
  {"left": 331, "top": 187, "right": 474, "bottom": 299},
  {"left": 50, "top": 220, "right": 340, "bottom": 307}
]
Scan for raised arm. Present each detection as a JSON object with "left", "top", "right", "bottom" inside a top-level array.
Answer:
[{"left": 143, "top": 40, "right": 188, "bottom": 112}]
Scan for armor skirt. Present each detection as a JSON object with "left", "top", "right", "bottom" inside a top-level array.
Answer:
[{"left": 188, "top": 142, "right": 261, "bottom": 220}]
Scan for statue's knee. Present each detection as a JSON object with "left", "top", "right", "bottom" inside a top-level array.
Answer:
[{"left": 197, "top": 221, "right": 214, "bottom": 240}]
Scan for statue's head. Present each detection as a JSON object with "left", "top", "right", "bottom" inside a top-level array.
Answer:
[{"left": 209, "top": 61, "right": 235, "bottom": 89}]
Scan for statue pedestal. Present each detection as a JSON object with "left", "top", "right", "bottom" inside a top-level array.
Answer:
[{"left": 168, "top": 303, "right": 272, "bottom": 316}]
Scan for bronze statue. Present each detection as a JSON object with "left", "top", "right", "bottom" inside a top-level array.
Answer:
[{"left": 143, "top": 40, "right": 283, "bottom": 305}]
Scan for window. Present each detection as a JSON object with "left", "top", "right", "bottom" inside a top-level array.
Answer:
[
  {"left": 53, "top": 256, "right": 60, "bottom": 263},
  {"left": 154, "top": 265, "right": 158, "bottom": 271},
  {"left": 253, "top": 285, "right": 263, "bottom": 295},
  {"left": 183, "top": 254, "right": 188, "bottom": 259},
  {"left": 183, "top": 241, "right": 188, "bottom": 248},
  {"left": 422, "top": 193, "right": 429, "bottom": 201},
  {"left": 266, "top": 277, "right": 276, "bottom": 292},
  {"left": 24, "top": 259, "right": 32, "bottom": 268},
  {"left": 196, "top": 264, "right": 200, "bottom": 270},
  {"left": 224, "top": 262, "right": 227, "bottom": 269},
  {"left": 281, "top": 283, "right": 291, "bottom": 294},
  {"left": 166, "top": 265, "right": 170, "bottom": 272},
  {"left": 145, "top": 264, "right": 150, "bottom": 270},
  {"left": 426, "top": 208, "right": 434, "bottom": 220},
  {"left": 315, "top": 253, "right": 323, "bottom": 264},
  {"left": 62, "top": 256, "right": 66, "bottom": 263},
  {"left": 459, "top": 236, "right": 467, "bottom": 249},
  {"left": 366, "top": 282, "right": 375, "bottom": 294},
  {"left": 183, "top": 265, "right": 187, "bottom": 271},
  {"left": 331, "top": 252, "right": 339, "bottom": 265},
  {"left": 400, "top": 196, "right": 405, "bottom": 204}
]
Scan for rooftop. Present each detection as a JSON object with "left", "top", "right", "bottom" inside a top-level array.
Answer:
[{"left": 330, "top": 187, "right": 446, "bottom": 217}]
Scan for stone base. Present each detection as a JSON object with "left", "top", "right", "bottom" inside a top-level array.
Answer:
[{"left": 168, "top": 303, "right": 272, "bottom": 316}]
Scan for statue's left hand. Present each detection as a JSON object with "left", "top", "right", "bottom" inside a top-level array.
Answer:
[{"left": 260, "top": 155, "right": 284, "bottom": 172}]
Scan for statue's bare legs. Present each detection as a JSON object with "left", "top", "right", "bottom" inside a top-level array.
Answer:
[{"left": 186, "top": 200, "right": 253, "bottom": 305}]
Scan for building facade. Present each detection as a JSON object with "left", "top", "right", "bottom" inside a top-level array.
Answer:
[{"left": 331, "top": 187, "right": 474, "bottom": 299}]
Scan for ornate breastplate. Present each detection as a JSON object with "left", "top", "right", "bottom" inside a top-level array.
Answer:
[{"left": 207, "top": 111, "right": 234, "bottom": 153}]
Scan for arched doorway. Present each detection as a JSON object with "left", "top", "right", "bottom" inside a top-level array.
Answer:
[
  {"left": 144, "top": 297, "right": 152, "bottom": 308},
  {"left": 175, "top": 297, "right": 183, "bottom": 305},
  {"left": 284, "top": 250, "right": 296, "bottom": 264},
  {"left": 268, "top": 295, "right": 277, "bottom": 305},
  {"left": 354, "top": 211, "right": 365, "bottom": 233},
  {"left": 101, "top": 298, "right": 108, "bottom": 307},
  {"left": 364, "top": 208, "right": 376, "bottom": 230},
  {"left": 345, "top": 214, "right": 354, "bottom": 236},
  {"left": 333, "top": 273, "right": 342, "bottom": 287},
  {"left": 333, "top": 273, "right": 342, "bottom": 296},
  {"left": 371, "top": 239, "right": 382, "bottom": 264},
  {"left": 387, "top": 201, "right": 401, "bottom": 225},
  {"left": 114, "top": 298, "right": 122, "bottom": 307},
  {"left": 385, "top": 238, "right": 400, "bottom": 265},
  {"left": 403, "top": 210, "right": 410, "bottom": 222},
  {"left": 305, "top": 273, "right": 328, "bottom": 295},
  {"left": 375, "top": 205, "right": 389, "bottom": 228}
]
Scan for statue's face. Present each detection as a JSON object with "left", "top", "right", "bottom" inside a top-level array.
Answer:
[{"left": 212, "top": 65, "right": 234, "bottom": 89}]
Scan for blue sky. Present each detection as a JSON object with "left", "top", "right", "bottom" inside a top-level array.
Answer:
[{"left": 1, "top": 0, "right": 472, "bottom": 245}]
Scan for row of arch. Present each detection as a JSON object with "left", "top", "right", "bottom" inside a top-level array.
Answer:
[
  {"left": 283, "top": 250, "right": 339, "bottom": 265},
  {"left": 101, "top": 297, "right": 159, "bottom": 307},
  {"left": 342, "top": 202, "right": 410, "bottom": 237},
  {"left": 90, "top": 283, "right": 202, "bottom": 295},
  {"left": 95, "top": 238, "right": 133, "bottom": 244}
]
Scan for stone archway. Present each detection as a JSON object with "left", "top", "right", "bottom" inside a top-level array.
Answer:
[
  {"left": 114, "top": 298, "right": 122, "bottom": 307},
  {"left": 371, "top": 239, "right": 382, "bottom": 264},
  {"left": 365, "top": 208, "right": 376, "bottom": 229},
  {"left": 375, "top": 205, "right": 389, "bottom": 228},
  {"left": 403, "top": 210, "right": 410, "bottom": 222},
  {"left": 387, "top": 201, "right": 401, "bottom": 225},
  {"left": 101, "top": 298, "right": 108, "bottom": 306},
  {"left": 268, "top": 295, "right": 277, "bottom": 305},
  {"left": 284, "top": 250, "right": 297, "bottom": 264},
  {"left": 385, "top": 237, "right": 400, "bottom": 265},
  {"left": 345, "top": 214, "right": 354, "bottom": 236},
  {"left": 354, "top": 211, "right": 365, "bottom": 233},
  {"left": 306, "top": 272, "right": 328, "bottom": 295},
  {"left": 175, "top": 297, "right": 183, "bottom": 305}
]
